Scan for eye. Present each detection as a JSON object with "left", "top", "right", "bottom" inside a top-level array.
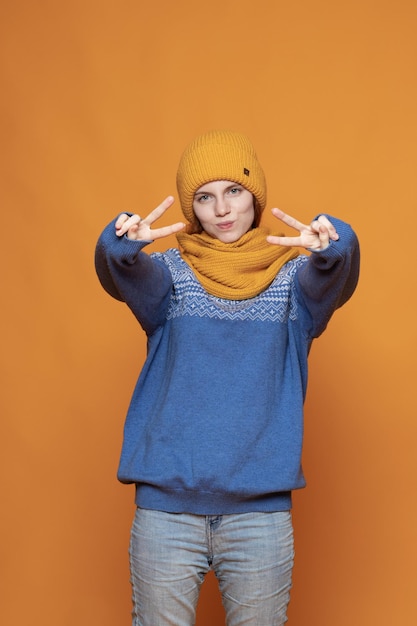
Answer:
[
  {"left": 228, "top": 187, "right": 241, "bottom": 195},
  {"left": 196, "top": 193, "right": 211, "bottom": 203}
]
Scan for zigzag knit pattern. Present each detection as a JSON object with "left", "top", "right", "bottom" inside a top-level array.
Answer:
[{"left": 152, "top": 249, "right": 307, "bottom": 323}]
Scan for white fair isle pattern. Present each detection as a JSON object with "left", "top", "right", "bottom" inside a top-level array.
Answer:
[{"left": 152, "top": 249, "right": 307, "bottom": 323}]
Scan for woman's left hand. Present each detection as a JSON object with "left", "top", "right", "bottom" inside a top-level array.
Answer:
[{"left": 267, "top": 208, "right": 339, "bottom": 251}]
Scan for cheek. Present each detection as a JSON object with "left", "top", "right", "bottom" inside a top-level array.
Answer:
[
  {"left": 193, "top": 203, "right": 213, "bottom": 224},
  {"left": 243, "top": 204, "right": 255, "bottom": 223},
  {"left": 241, "top": 193, "right": 255, "bottom": 214},
  {"left": 192, "top": 202, "right": 201, "bottom": 217}
]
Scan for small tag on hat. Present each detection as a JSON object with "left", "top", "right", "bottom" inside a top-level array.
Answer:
[{"left": 243, "top": 168, "right": 250, "bottom": 176}]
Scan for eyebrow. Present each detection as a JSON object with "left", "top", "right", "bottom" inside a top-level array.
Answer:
[{"left": 194, "top": 183, "right": 242, "bottom": 196}]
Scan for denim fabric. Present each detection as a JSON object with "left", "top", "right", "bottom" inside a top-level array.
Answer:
[{"left": 129, "top": 507, "right": 294, "bottom": 625}]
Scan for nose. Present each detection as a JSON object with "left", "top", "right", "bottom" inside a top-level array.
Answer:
[{"left": 215, "top": 197, "right": 231, "bottom": 217}]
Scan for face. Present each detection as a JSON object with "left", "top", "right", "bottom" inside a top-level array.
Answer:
[{"left": 192, "top": 180, "right": 255, "bottom": 243}]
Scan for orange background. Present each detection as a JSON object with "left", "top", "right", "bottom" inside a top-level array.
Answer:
[{"left": 1, "top": 1, "right": 416, "bottom": 624}]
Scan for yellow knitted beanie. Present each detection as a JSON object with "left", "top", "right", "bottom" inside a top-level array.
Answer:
[{"left": 176, "top": 130, "right": 267, "bottom": 226}]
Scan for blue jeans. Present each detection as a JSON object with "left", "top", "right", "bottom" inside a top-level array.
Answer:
[{"left": 129, "top": 507, "right": 294, "bottom": 625}]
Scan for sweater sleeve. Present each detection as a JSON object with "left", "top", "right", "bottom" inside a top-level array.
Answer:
[
  {"left": 295, "top": 215, "right": 360, "bottom": 338},
  {"left": 94, "top": 217, "right": 173, "bottom": 335}
]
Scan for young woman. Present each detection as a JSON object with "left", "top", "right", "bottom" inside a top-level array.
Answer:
[{"left": 95, "top": 130, "right": 360, "bottom": 625}]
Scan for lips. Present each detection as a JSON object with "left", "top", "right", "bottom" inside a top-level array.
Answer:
[{"left": 217, "top": 221, "right": 234, "bottom": 230}]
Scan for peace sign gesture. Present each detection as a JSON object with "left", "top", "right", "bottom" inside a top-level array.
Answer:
[
  {"left": 115, "top": 196, "right": 185, "bottom": 241},
  {"left": 267, "top": 208, "right": 339, "bottom": 251}
]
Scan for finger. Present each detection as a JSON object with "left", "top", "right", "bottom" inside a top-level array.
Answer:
[
  {"left": 116, "top": 214, "right": 141, "bottom": 236},
  {"left": 317, "top": 215, "right": 339, "bottom": 240},
  {"left": 266, "top": 234, "right": 301, "bottom": 247},
  {"left": 126, "top": 224, "right": 140, "bottom": 240},
  {"left": 143, "top": 196, "right": 176, "bottom": 226},
  {"left": 317, "top": 224, "right": 330, "bottom": 250},
  {"left": 115, "top": 213, "right": 130, "bottom": 231},
  {"left": 271, "top": 208, "right": 308, "bottom": 232},
  {"left": 310, "top": 219, "right": 321, "bottom": 234},
  {"left": 151, "top": 222, "right": 186, "bottom": 240}
]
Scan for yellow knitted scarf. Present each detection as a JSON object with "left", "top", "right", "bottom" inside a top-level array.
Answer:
[{"left": 176, "top": 227, "right": 299, "bottom": 300}]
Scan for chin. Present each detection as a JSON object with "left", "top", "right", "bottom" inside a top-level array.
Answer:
[{"left": 217, "top": 232, "right": 242, "bottom": 243}]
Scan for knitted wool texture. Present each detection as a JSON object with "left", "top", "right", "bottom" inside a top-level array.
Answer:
[
  {"left": 176, "top": 130, "right": 267, "bottom": 225},
  {"left": 177, "top": 227, "right": 299, "bottom": 300}
]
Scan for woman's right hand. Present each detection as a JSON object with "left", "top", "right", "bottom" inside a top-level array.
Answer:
[{"left": 115, "top": 196, "right": 185, "bottom": 241}]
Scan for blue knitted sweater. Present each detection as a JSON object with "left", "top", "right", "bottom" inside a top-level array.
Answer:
[{"left": 95, "top": 216, "right": 359, "bottom": 514}]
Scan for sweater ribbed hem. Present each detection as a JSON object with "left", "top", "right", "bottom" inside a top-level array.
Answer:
[{"left": 134, "top": 484, "right": 293, "bottom": 515}]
